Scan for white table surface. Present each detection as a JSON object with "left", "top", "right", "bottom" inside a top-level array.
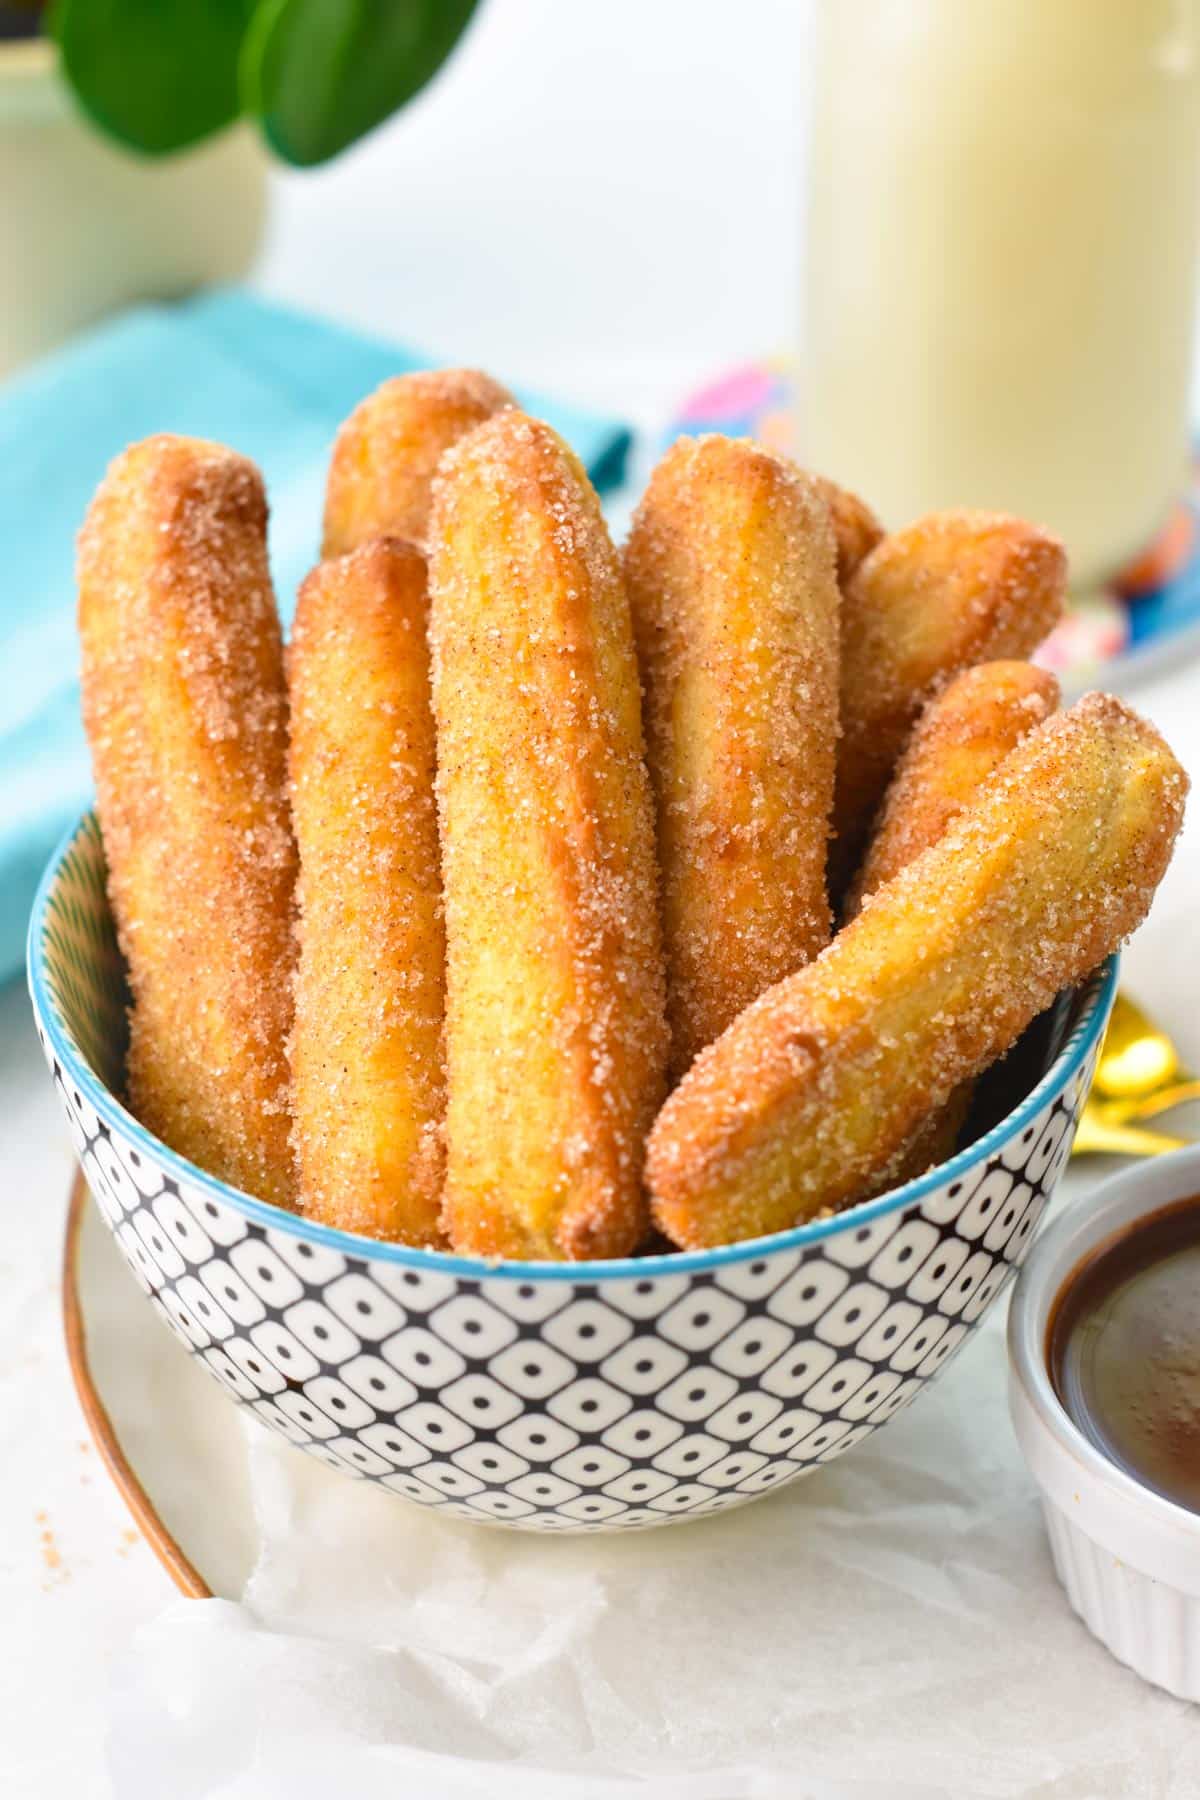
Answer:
[{"left": 4, "top": 2, "right": 1200, "bottom": 1794}]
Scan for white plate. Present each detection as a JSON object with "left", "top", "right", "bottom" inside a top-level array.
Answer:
[{"left": 65, "top": 1174, "right": 257, "bottom": 1599}]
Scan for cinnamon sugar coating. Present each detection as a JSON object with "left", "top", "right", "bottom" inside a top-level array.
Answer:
[
  {"left": 289, "top": 539, "right": 446, "bottom": 1244},
  {"left": 842, "top": 661, "right": 1059, "bottom": 1194},
  {"left": 846, "top": 660, "right": 1061, "bottom": 917},
  {"left": 78, "top": 436, "right": 296, "bottom": 1207},
  {"left": 323, "top": 368, "right": 514, "bottom": 556},
  {"left": 625, "top": 435, "right": 839, "bottom": 1077},
  {"left": 429, "top": 411, "right": 668, "bottom": 1260},
  {"left": 845, "top": 661, "right": 1059, "bottom": 1194},
  {"left": 812, "top": 474, "right": 884, "bottom": 587},
  {"left": 835, "top": 511, "right": 1067, "bottom": 878},
  {"left": 648, "top": 694, "right": 1187, "bottom": 1249},
  {"left": 854, "top": 1066, "right": 975, "bottom": 1203}
]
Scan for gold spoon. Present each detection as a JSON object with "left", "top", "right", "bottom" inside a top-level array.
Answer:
[
  {"left": 1093, "top": 992, "right": 1186, "bottom": 1098},
  {"left": 1072, "top": 992, "right": 1196, "bottom": 1157},
  {"left": 1071, "top": 1108, "right": 1190, "bottom": 1158}
]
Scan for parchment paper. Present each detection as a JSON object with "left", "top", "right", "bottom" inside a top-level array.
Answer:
[{"left": 105, "top": 1249, "right": 1196, "bottom": 1800}]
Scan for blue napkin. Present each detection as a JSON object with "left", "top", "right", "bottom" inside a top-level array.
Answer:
[{"left": 3, "top": 289, "right": 632, "bottom": 983}]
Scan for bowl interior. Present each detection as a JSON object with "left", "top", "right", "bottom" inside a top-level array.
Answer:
[
  {"left": 33, "top": 812, "right": 128, "bottom": 1090},
  {"left": 30, "top": 810, "right": 1114, "bottom": 1276}
]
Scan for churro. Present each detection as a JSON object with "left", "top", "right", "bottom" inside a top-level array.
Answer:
[
  {"left": 78, "top": 435, "right": 296, "bottom": 1207},
  {"left": 648, "top": 693, "right": 1187, "bottom": 1249},
  {"left": 323, "top": 368, "right": 513, "bottom": 555},
  {"left": 881, "top": 1084, "right": 975, "bottom": 1190},
  {"left": 835, "top": 511, "right": 1067, "bottom": 873},
  {"left": 429, "top": 411, "right": 668, "bottom": 1260},
  {"left": 289, "top": 539, "right": 445, "bottom": 1243},
  {"left": 813, "top": 474, "right": 884, "bottom": 587},
  {"left": 845, "top": 663, "right": 1059, "bottom": 1192},
  {"left": 624, "top": 435, "right": 839, "bottom": 1076},
  {"left": 846, "top": 660, "right": 1061, "bottom": 916}
]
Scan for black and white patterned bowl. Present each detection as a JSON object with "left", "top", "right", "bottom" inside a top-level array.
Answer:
[{"left": 29, "top": 813, "right": 1116, "bottom": 1533}]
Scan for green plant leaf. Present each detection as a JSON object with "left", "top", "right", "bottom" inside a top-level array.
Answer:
[
  {"left": 241, "top": 0, "right": 479, "bottom": 168},
  {"left": 50, "top": 0, "right": 254, "bottom": 155}
]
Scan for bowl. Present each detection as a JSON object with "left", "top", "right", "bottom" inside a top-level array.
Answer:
[
  {"left": 1008, "top": 1146, "right": 1200, "bottom": 1701},
  {"left": 30, "top": 811, "right": 1115, "bottom": 1534}
]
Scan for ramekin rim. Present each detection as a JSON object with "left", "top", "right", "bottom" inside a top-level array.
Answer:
[
  {"left": 1007, "top": 1146, "right": 1200, "bottom": 1543},
  {"left": 30, "top": 808, "right": 1116, "bottom": 1283}
]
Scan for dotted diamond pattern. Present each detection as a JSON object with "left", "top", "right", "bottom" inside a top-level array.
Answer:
[
  {"left": 32, "top": 819, "right": 1105, "bottom": 1536},
  {"left": 39, "top": 1005, "right": 1101, "bottom": 1532}
]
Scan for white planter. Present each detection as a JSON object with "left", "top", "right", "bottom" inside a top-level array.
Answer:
[{"left": 0, "top": 38, "right": 268, "bottom": 377}]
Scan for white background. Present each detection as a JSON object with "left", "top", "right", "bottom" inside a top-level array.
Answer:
[
  {"left": 3, "top": 1, "right": 1199, "bottom": 1795},
  {"left": 257, "top": 0, "right": 810, "bottom": 415}
]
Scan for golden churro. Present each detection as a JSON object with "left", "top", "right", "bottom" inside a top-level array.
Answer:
[
  {"left": 835, "top": 511, "right": 1067, "bottom": 872},
  {"left": 845, "top": 663, "right": 1058, "bottom": 1192},
  {"left": 289, "top": 539, "right": 446, "bottom": 1243},
  {"left": 881, "top": 1085, "right": 975, "bottom": 1189},
  {"left": 846, "top": 660, "right": 1061, "bottom": 916},
  {"left": 648, "top": 694, "right": 1187, "bottom": 1248},
  {"left": 624, "top": 435, "right": 839, "bottom": 1076},
  {"left": 429, "top": 411, "right": 668, "bottom": 1260},
  {"left": 78, "top": 435, "right": 296, "bottom": 1207},
  {"left": 813, "top": 474, "right": 884, "bottom": 587},
  {"left": 323, "top": 368, "right": 513, "bottom": 555}
]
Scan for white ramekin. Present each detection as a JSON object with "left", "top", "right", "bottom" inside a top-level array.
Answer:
[{"left": 1008, "top": 1146, "right": 1200, "bottom": 1702}]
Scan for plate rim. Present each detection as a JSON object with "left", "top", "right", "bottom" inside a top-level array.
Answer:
[{"left": 61, "top": 1168, "right": 212, "bottom": 1600}]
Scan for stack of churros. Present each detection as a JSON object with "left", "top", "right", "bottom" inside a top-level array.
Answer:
[{"left": 78, "top": 373, "right": 1189, "bottom": 1260}]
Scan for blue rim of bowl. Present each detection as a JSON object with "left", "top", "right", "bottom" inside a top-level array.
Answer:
[{"left": 28, "top": 810, "right": 1118, "bottom": 1283}]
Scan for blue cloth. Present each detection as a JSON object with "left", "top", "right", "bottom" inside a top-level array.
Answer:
[{"left": 2, "top": 289, "right": 632, "bottom": 982}]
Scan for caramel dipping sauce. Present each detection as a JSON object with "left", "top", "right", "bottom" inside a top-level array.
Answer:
[{"left": 1049, "top": 1198, "right": 1200, "bottom": 1516}]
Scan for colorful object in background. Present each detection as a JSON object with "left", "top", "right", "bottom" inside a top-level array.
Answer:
[
  {"left": 674, "top": 360, "right": 795, "bottom": 459},
  {"left": 1036, "top": 594, "right": 1129, "bottom": 682},
  {"left": 668, "top": 360, "right": 1200, "bottom": 692}
]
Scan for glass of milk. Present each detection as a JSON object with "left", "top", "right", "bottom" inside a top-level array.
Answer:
[{"left": 801, "top": 0, "right": 1200, "bottom": 593}]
